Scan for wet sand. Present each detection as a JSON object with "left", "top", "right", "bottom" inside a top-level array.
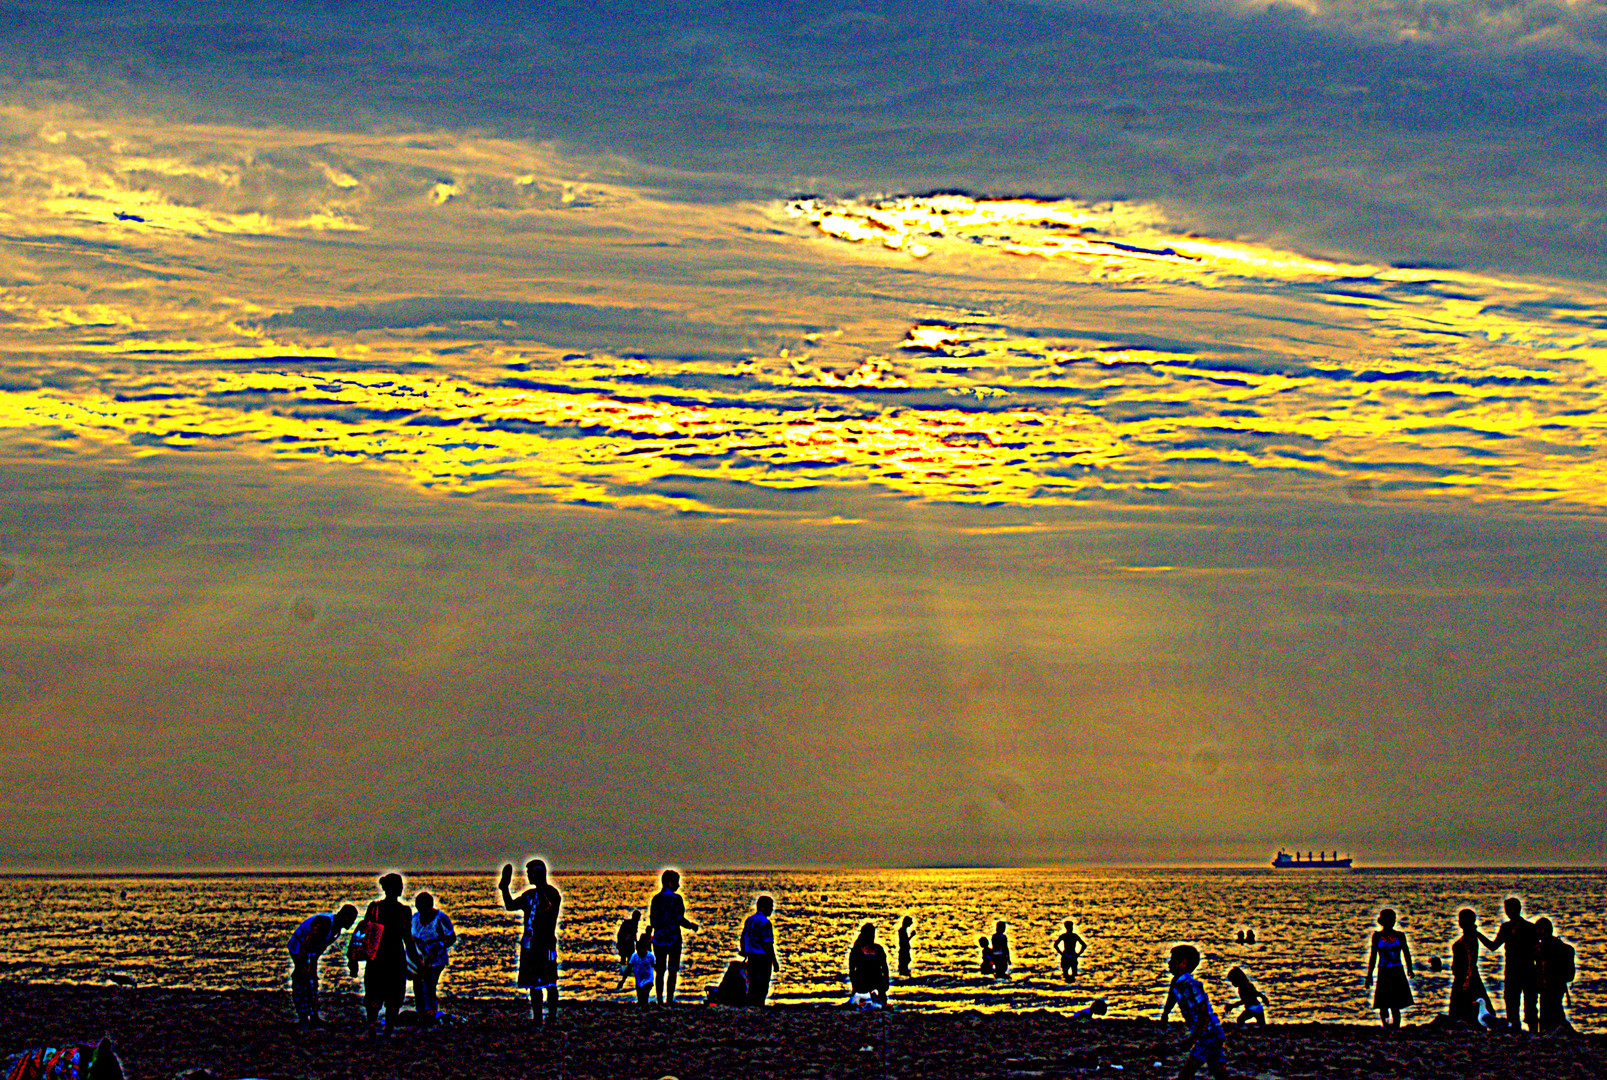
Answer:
[{"left": 2, "top": 984, "right": 1603, "bottom": 1080}]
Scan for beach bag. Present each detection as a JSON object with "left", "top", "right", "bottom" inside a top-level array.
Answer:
[
  {"left": 347, "top": 902, "right": 384, "bottom": 964},
  {"left": 4, "top": 1039, "right": 123, "bottom": 1080}
]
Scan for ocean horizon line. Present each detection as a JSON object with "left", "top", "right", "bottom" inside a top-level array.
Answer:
[{"left": 2, "top": 862, "right": 1603, "bottom": 879}]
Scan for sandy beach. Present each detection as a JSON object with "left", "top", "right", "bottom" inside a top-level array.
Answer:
[{"left": 2, "top": 985, "right": 1603, "bottom": 1080}]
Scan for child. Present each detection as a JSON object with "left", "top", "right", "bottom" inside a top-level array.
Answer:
[
  {"left": 979, "top": 936, "right": 996, "bottom": 975},
  {"left": 1365, "top": 908, "right": 1414, "bottom": 1029},
  {"left": 626, "top": 934, "right": 656, "bottom": 1006},
  {"left": 1225, "top": 966, "right": 1269, "bottom": 1025},
  {"left": 1160, "top": 944, "right": 1228, "bottom": 1080},
  {"left": 1070, "top": 997, "right": 1108, "bottom": 1022}
]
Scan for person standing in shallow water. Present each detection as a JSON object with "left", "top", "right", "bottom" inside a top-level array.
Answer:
[
  {"left": 500, "top": 859, "right": 562, "bottom": 1022},
  {"left": 1365, "top": 908, "right": 1414, "bottom": 1029},
  {"left": 991, "top": 921, "right": 1012, "bottom": 977},
  {"left": 349, "top": 873, "right": 417, "bottom": 1038},
  {"left": 739, "top": 895, "right": 780, "bottom": 1005},
  {"left": 848, "top": 923, "right": 890, "bottom": 1006},
  {"left": 1449, "top": 908, "right": 1495, "bottom": 1026},
  {"left": 410, "top": 891, "right": 456, "bottom": 1025},
  {"left": 1489, "top": 896, "right": 1539, "bottom": 1032},
  {"left": 1055, "top": 919, "right": 1087, "bottom": 980},
  {"left": 649, "top": 869, "right": 699, "bottom": 1004},
  {"left": 897, "top": 916, "right": 914, "bottom": 978},
  {"left": 287, "top": 903, "right": 357, "bottom": 1026}
]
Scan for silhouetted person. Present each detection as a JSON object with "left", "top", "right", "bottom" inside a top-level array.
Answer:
[
  {"left": 1160, "top": 944, "right": 1228, "bottom": 1079},
  {"left": 897, "top": 916, "right": 914, "bottom": 977},
  {"left": 1071, "top": 997, "right": 1107, "bottom": 1021},
  {"left": 287, "top": 903, "right": 357, "bottom": 1025},
  {"left": 1225, "top": 966, "right": 1269, "bottom": 1026},
  {"left": 740, "top": 895, "right": 780, "bottom": 1005},
  {"left": 500, "top": 859, "right": 561, "bottom": 1022},
  {"left": 349, "top": 873, "right": 418, "bottom": 1038},
  {"left": 1055, "top": 919, "right": 1087, "bottom": 980},
  {"left": 978, "top": 936, "right": 995, "bottom": 975},
  {"left": 849, "top": 923, "right": 890, "bottom": 1006},
  {"left": 1449, "top": 908, "right": 1496, "bottom": 1026},
  {"left": 991, "top": 921, "right": 1011, "bottom": 977},
  {"left": 1365, "top": 908, "right": 1414, "bottom": 1029},
  {"left": 1244, "top": 929, "right": 1256, "bottom": 945},
  {"left": 1489, "top": 896, "right": 1538, "bottom": 1031},
  {"left": 411, "top": 891, "right": 457, "bottom": 1025},
  {"left": 616, "top": 909, "right": 641, "bottom": 967},
  {"left": 649, "top": 868, "right": 699, "bottom": 1004},
  {"left": 1534, "top": 917, "right": 1576, "bottom": 1033},
  {"left": 1235, "top": 930, "right": 1245, "bottom": 945}
]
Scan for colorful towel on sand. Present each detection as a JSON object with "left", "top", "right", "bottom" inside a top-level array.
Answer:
[{"left": 4, "top": 1042, "right": 121, "bottom": 1080}]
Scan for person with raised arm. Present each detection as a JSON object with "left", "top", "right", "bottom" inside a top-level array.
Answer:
[{"left": 500, "top": 859, "right": 562, "bottom": 1023}]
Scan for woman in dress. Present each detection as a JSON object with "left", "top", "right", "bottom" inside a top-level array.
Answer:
[
  {"left": 1365, "top": 907, "right": 1414, "bottom": 1028},
  {"left": 411, "top": 890, "right": 457, "bottom": 1024},
  {"left": 1449, "top": 907, "right": 1495, "bottom": 1025}
]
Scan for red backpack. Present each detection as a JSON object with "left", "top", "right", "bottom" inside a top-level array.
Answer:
[{"left": 346, "top": 902, "right": 384, "bottom": 963}]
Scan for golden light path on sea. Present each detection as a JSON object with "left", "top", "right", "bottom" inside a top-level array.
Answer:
[{"left": 2, "top": 104, "right": 1606, "bottom": 516}]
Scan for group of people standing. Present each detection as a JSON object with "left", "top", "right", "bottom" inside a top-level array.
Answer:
[{"left": 1366, "top": 896, "right": 1578, "bottom": 1032}]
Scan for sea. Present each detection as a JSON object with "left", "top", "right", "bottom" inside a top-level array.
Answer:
[{"left": 1, "top": 868, "right": 1601, "bottom": 1033}]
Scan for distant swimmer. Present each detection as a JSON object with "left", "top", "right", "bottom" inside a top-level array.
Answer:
[
  {"left": 897, "top": 916, "right": 914, "bottom": 978},
  {"left": 1225, "top": 966, "right": 1269, "bottom": 1025},
  {"left": 979, "top": 936, "right": 995, "bottom": 976},
  {"left": 1365, "top": 908, "right": 1414, "bottom": 1029},
  {"left": 1245, "top": 929, "right": 1256, "bottom": 945},
  {"left": 1055, "top": 920, "right": 1087, "bottom": 980}
]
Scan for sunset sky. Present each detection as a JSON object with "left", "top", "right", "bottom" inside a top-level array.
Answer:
[{"left": 2, "top": 0, "right": 1605, "bottom": 869}]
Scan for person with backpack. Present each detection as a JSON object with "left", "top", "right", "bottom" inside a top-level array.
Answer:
[
  {"left": 348, "top": 873, "right": 419, "bottom": 1038},
  {"left": 1534, "top": 917, "right": 1577, "bottom": 1033}
]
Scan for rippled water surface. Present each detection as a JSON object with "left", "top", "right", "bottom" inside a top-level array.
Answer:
[{"left": 1, "top": 868, "right": 1601, "bottom": 1032}]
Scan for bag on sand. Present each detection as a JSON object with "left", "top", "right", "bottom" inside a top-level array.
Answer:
[
  {"left": 347, "top": 901, "right": 384, "bottom": 964},
  {"left": 5, "top": 1039, "right": 124, "bottom": 1080}
]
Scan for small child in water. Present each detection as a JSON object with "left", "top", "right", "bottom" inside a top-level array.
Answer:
[
  {"left": 1071, "top": 998, "right": 1108, "bottom": 1022},
  {"left": 1160, "top": 944, "right": 1228, "bottom": 1080},
  {"left": 625, "top": 935, "right": 655, "bottom": 1006},
  {"left": 1225, "top": 966, "right": 1270, "bottom": 1025},
  {"left": 979, "top": 936, "right": 995, "bottom": 975}
]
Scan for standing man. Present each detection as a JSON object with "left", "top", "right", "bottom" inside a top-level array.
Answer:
[
  {"left": 649, "top": 868, "right": 700, "bottom": 1004},
  {"left": 897, "top": 916, "right": 915, "bottom": 978},
  {"left": 287, "top": 903, "right": 357, "bottom": 1026},
  {"left": 740, "top": 895, "right": 781, "bottom": 1005},
  {"left": 1489, "top": 896, "right": 1538, "bottom": 1031},
  {"left": 501, "top": 859, "right": 562, "bottom": 1023}
]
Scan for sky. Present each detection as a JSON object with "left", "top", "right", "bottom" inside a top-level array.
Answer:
[{"left": 1, "top": 0, "right": 1605, "bottom": 869}]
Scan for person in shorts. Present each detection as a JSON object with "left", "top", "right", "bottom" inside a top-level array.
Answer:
[
  {"left": 287, "top": 903, "right": 357, "bottom": 1025},
  {"left": 500, "top": 859, "right": 562, "bottom": 1022},
  {"left": 1160, "top": 944, "right": 1228, "bottom": 1080},
  {"left": 649, "top": 868, "right": 699, "bottom": 1004}
]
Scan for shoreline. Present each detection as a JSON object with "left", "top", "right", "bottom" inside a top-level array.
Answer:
[{"left": 3, "top": 985, "right": 1605, "bottom": 1079}]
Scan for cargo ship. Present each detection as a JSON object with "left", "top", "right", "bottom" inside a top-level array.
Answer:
[{"left": 1272, "top": 849, "right": 1353, "bottom": 869}]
